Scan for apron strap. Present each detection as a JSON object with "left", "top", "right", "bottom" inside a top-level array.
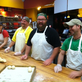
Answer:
[
  {"left": 19, "top": 27, "right": 28, "bottom": 33},
  {"left": 43, "top": 26, "right": 48, "bottom": 33},
  {"left": 69, "top": 36, "right": 73, "bottom": 49},
  {"left": 78, "top": 35, "right": 82, "bottom": 51},
  {"left": 69, "top": 35, "right": 82, "bottom": 51},
  {"left": 24, "top": 26, "right": 29, "bottom": 33}
]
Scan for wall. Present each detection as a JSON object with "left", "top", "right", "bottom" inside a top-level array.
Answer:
[
  {"left": 0, "top": 0, "right": 54, "bottom": 21},
  {"left": 26, "top": 8, "right": 37, "bottom": 21},
  {"left": 0, "top": 7, "right": 26, "bottom": 17},
  {"left": 8, "top": 8, "right": 26, "bottom": 17},
  {"left": 79, "top": 9, "right": 82, "bottom": 17},
  {"left": 0, "top": 0, "right": 24, "bottom": 9},
  {"left": 24, "top": 0, "right": 54, "bottom": 9}
]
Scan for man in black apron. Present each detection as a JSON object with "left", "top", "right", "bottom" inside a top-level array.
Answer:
[{"left": 21, "top": 13, "right": 61, "bottom": 66}]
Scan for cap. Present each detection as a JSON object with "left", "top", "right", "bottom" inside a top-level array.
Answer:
[
  {"left": 63, "top": 19, "right": 82, "bottom": 27},
  {"left": 0, "top": 22, "right": 2, "bottom": 26},
  {"left": 37, "top": 13, "right": 47, "bottom": 19},
  {"left": 22, "top": 16, "right": 29, "bottom": 22}
]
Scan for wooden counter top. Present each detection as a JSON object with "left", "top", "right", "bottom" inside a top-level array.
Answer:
[{"left": 0, "top": 49, "right": 81, "bottom": 82}]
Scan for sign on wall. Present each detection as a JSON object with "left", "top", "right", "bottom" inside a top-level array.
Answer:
[
  {"left": 54, "top": 0, "right": 82, "bottom": 14},
  {"left": 54, "top": 0, "right": 67, "bottom": 14},
  {"left": 68, "top": 0, "right": 82, "bottom": 11}
]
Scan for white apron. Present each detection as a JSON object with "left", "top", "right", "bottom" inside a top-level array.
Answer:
[
  {"left": 0, "top": 32, "right": 11, "bottom": 48},
  {"left": 66, "top": 36, "right": 82, "bottom": 70},
  {"left": 31, "top": 26, "right": 53, "bottom": 61},
  {"left": 15, "top": 27, "right": 28, "bottom": 52}
]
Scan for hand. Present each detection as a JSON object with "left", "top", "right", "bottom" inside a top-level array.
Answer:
[
  {"left": 54, "top": 64, "right": 62, "bottom": 73},
  {"left": 4, "top": 47, "right": 10, "bottom": 53},
  {"left": 69, "top": 71, "right": 81, "bottom": 79},
  {"left": 21, "top": 54, "right": 28, "bottom": 60},
  {"left": 43, "top": 58, "right": 52, "bottom": 66},
  {"left": 14, "top": 51, "right": 21, "bottom": 56}
]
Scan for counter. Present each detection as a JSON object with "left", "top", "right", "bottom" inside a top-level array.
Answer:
[{"left": 0, "top": 49, "right": 81, "bottom": 82}]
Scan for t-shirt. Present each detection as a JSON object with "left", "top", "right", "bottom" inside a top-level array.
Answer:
[
  {"left": 61, "top": 36, "right": 82, "bottom": 52},
  {"left": 27, "top": 27, "right": 61, "bottom": 48},
  {"left": 12, "top": 26, "right": 33, "bottom": 44},
  {"left": 0, "top": 30, "right": 9, "bottom": 38}
]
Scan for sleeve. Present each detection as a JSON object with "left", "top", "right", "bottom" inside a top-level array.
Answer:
[
  {"left": 46, "top": 28, "right": 61, "bottom": 48},
  {"left": 2, "top": 30, "right": 9, "bottom": 38},
  {"left": 27, "top": 29, "right": 36, "bottom": 46},
  {"left": 25, "top": 26, "right": 33, "bottom": 44},
  {"left": 61, "top": 38, "right": 70, "bottom": 51}
]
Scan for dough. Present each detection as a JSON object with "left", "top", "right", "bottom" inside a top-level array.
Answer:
[
  {"left": 0, "top": 57, "right": 6, "bottom": 62},
  {"left": 7, "top": 65, "right": 12, "bottom": 69},
  {"left": 11, "top": 65, "right": 15, "bottom": 69},
  {"left": 2, "top": 59, "right": 6, "bottom": 62},
  {"left": 28, "top": 67, "right": 32, "bottom": 73},
  {"left": 0, "top": 57, "right": 2, "bottom": 60},
  {"left": 0, "top": 58, "right": 3, "bottom": 61},
  {"left": 5, "top": 51, "right": 8, "bottom": 53}
]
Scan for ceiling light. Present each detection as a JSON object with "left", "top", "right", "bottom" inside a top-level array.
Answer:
[
  {"left": 77, "top": 14, "right": 80, "bottom": 17},
  {"left": 67, "top": 15, "right": 70, "bottom": 18},
  {"left": 37, "top": 6, "right": 41, "bottom": 11},
  {"left": 44, "top": 3, "right": 54, "bottom": 6},
  {"left": 64, "top": 16, "right": 67, "bottom": 19}
]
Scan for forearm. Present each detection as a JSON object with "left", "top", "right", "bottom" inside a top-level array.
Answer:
[
  {"left": 54, "top": 50, "right": 65, "bottom": 73},
  {"left": 57, "top": 50, "right": 65, "bottom": 65},
  {"left": 49, "top": 47, "right": 60, "bottom": 61},
  {"left": 0, "top": 42, "right": 6, "bottom": 48},
  {"left": 9, "top": 41, "right": 15, "bottom": 48},
  {"left": 78, "top": 69, "right": 82, "bottom": 76},
  {"left": 69, "top": 69, "right": 82, "bottom": 78},
  {"left": 25, "top": 45, "right": 31, "bottom": 56}
]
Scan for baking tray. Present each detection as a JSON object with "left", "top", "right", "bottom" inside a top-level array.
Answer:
[
  {"left": 0, "top": 64, "right": 6, "bottom": 73},
  {"left": 0, "top": 65, "right": 36, "bottom": 82}
]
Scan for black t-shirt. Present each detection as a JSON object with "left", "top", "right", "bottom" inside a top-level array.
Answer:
[{"left": 27, "top": 27, "right": 61, "bottom": 48}]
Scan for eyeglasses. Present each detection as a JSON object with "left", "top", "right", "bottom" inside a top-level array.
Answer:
[{"left": 37, "top": 19, "right": 47, "bottom": 21}]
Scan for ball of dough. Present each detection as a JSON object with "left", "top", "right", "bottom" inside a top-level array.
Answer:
[
  {"left": 0, "top": 57, "right": 2, "bottom": 60},
  {"left": 7, "top": 65, "right": 12, "bottom": 69},
  {"left": 0, "top": 58, "right": 3, "bottom": 61},
  {"left": 11, "top": 65, "right": 15, "bottom": 69},
  {"left": 0, "top": 57, "right": 3, "bottom": 62},
  {"left": 28, "top": 67, "right": 32, "bottom": 73},
  {"left": 3, "top": 59, "right": 6, "bottom": 62},
  {"left": 5, "top": 51, "right": 8, "bottom": 53}
]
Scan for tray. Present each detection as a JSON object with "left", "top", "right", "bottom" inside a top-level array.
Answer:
[
  {"left": 0, "top": 65, "right": 36, "bottom": 82},
  {"left": 0, "top": 64, "right": 6, "bottom": 73}
]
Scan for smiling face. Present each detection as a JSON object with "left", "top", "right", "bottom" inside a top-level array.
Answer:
[
  {"left": 69, "top": 25, "right": 80, "bottom": 36},
  {"left": 21, "top": 19, "right": 29, "bottom": 29},
  {"left": 37, "top": 16, "right": 47, "bottom": 31}
]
